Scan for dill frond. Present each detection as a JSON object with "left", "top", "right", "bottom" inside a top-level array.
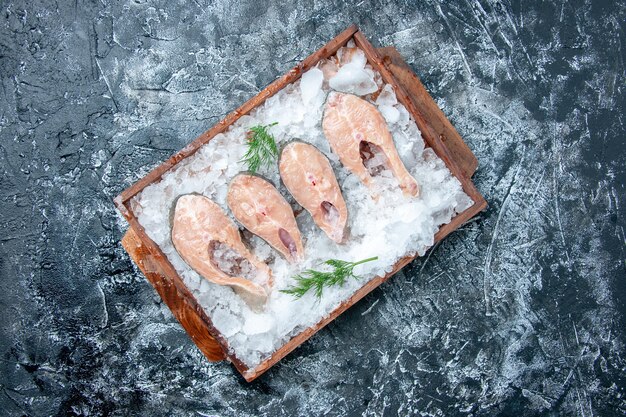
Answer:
[
  {"left": 280, "top": 256, "right": 378, "bottom": 299},
  {"left": 240, "top": 122, "right": 278, "bottom": 173}
]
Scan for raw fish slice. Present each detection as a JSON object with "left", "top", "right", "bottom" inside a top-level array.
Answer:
[
  {"left": 228, "top": 174, "right": 304, "bottom": 263},
  {"left": 322, "top": 92, "right": 420, "bottom": 197},
  {"left": 171, "top": 194, "right": 272, "bottom": 307},
  {"left": 279, "top": 141, "right": 348, "bottom": 243}
]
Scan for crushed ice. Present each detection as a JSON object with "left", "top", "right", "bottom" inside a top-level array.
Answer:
[
  {"left": 329, "top": 48, "right": 379, "bottom": 95},
  {"left": 131, "top": 44, "right": 474, "bottom": 369}
]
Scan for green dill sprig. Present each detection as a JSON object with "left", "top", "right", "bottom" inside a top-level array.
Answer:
[
  {"left": 280, "top": 256, "right": 378, "bottom": 299},
  {"left": 239, "top": 122, "right": 278, "bottom": 173}
]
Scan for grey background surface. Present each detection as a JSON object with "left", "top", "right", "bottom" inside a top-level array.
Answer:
[{"left": 1, "top": 0, "right": 625, "bottom": 416}]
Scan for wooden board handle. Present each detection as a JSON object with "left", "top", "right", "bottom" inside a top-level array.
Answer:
[{"left": 121, "top": 228, "right": 226, "bottom": 362}]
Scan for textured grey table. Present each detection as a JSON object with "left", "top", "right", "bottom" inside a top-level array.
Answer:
[{"left": 1, "top": 1, "right": 625, "bottom": 416}]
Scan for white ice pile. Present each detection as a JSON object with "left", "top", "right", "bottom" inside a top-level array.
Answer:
[
  {"left": 131, "top": 43, "right": 474, "bottom": 369},
  {"left": 376, "top": 84, "right": 402, "bottom": 124},
  {"left": 328, "top": 47, "right": 378, "bottom": 95}
]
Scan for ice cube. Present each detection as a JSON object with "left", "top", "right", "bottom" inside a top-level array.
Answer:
[
  {"left": 375, "top": 84, "right": 398, "bottom": 106},
  {"left": 379, "top": 105, "right": 400, "bottom": 124},
  {"left": 211, "top": 307, "right": 242, "bottom": 337},
  {"left": 243, "top": 312, "right": 274, "bottom": 335},
  {"left": 300, "top": 68, "right": 324, "bottom": 104},
  {"left": 329, "top": 62, "right": 378, "bottom": 96}
]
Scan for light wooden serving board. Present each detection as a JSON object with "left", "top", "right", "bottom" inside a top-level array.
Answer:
[{"left": 121, "top": 45, "right": 481, "bottom": 369}]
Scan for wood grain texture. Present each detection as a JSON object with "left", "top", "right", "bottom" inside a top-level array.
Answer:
[
  {"left": 378, "top": 46, "right": 478, "bottom": 178},
  {"left": 121, "top": 229, "right": 226, "bottom": 362},
  {"left": 117, "top": 26, "right": 487, "bottom": 382}
]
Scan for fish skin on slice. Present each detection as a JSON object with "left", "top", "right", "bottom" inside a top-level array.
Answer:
[
  {"left": 322, "top": 91, "right": 420, "bottom": 197},
  {"left": 171, "top": 194, "right": 272, "bottom": 307},
  {"left": 279, "top": 141, "right": 348, "bottom": 243},
  {"left": 227, "top": 173, "right": 304, "bottom": 263}
]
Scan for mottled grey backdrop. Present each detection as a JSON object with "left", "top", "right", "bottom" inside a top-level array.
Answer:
[{"left": 1, "top": 0, "right": 624, "bottom": 416}]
